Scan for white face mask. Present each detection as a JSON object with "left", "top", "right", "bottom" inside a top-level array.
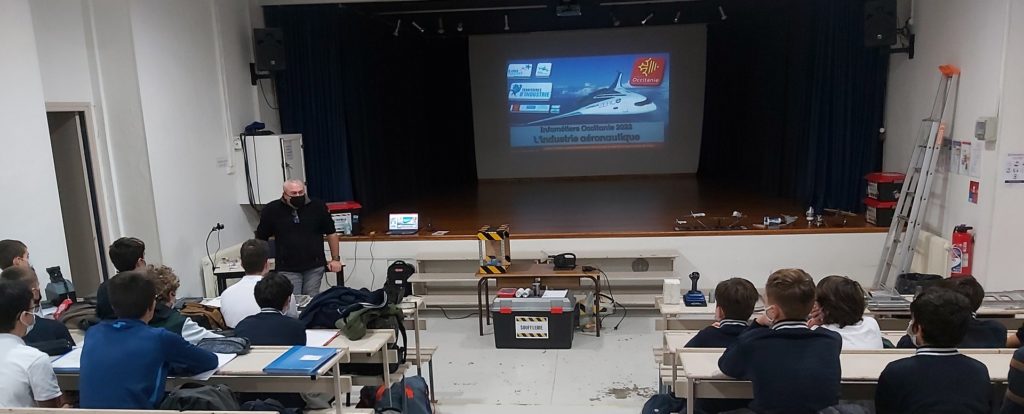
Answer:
[
  {"left": 22, "top": 311, "right": 36, "bottom": 334},
  {"left": 906, "top": 321, "right": 919, "bottom": 347}
]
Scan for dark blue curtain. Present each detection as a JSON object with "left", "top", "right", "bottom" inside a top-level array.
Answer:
[
  {"left": 698, "top": 0, "right": 888, "bottom": 211},
  {"left": 265, "top": 5, "right": 477, "bottom": 210}
]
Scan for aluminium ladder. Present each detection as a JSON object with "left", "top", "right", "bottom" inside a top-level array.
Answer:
[{"left": 872, "top": 64, "right": 961, "bottom": 292}]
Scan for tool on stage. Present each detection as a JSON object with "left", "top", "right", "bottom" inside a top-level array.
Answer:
[
  {"left": 549, "top": 253, "right": 577, "bottom": 270},
  {"left": 684, "top": 272, "right": 707, "bottom": 307},
  {"left": 674, "top": 211, "right": 749, "bottom": 231},
  {"left": 873, "top": 65, "right": 961, "bottom": 293}
]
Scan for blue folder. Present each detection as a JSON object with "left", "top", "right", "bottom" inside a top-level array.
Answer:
[{"left": 263, "top": 346, "right": 339, "bottom": 376}]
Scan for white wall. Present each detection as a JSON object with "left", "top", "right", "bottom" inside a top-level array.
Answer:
[
  {"left": 30, "top": 0, "right": 94, "bottom": 103},
  {"left": 0, "top": 0, "right": 72, "bottom": 285},
  {"left": 129, "top": 0, "right": 259, "bottom": 295},
  {"left": 885, "top": 0, "right": 1024, "bottom": 289}
]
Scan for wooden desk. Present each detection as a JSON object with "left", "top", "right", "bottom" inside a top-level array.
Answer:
[
  {"left": 476, "top": 263, "right": 601, "bottom": 336},
  {"left": 324, "top": 329, "right": 396, "bottom": 387},
  {"left": 670, "top": 348, "right": 1013, "bottom": 413},
  {"left": 56, "top": 346, "right": 352, "bottom": 414},
  {"left": 663, "top": 330, "right": 908, "bottom": 354}
]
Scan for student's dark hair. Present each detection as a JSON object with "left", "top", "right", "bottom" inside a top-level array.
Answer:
[
  {"left": 254, "top": 272, "right": 293, "bottom": 310},
  {"left": 939, "top": 276, "right": 984, "bottom": 312},
  {"left": 240, "top": 239, "right": 270, "bottom": 274},
  {"left": 715, "top": 278, "right": 759, "bottom": 320},
  {"left": 765, "top": 268, "right": 816, "bottom": 320},
  {"left": 816, "top": 275, "right": 866, "bottom": 328},
  {"left": 0, "top": 279, "right": 33, "bottom": 333},
  {"left": 911, "top": 286, "right": 971, "bottom": 347},
  {"left": 107, "top": 271, "right": 156, "bottom": 319},
  {"left": 0, "top": 239, "right": 28, "bottom": 269},
  {"left": 0, "top": 266, "right": 37, "bottom": 285},
  {"left": 108, "top": 237, "right": 145, "bottom": 272}
]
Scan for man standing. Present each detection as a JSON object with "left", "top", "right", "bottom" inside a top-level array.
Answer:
[{"left": 256, "top": 180, "right": 342, "bottom": 296}]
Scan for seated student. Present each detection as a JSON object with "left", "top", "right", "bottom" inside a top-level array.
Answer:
[
  {"left": 0, "top": 264, "right": 75, "bottom": 349},
  {"left": 875, "top": 287, "right": 991, "bottom": 414},
  {"left": 148, "top": 265, "right": 221, "bottom": 344},
  {"left": 96, "top": 237, "right": 148, "bottom": 320},
  {"left": 718, "top": 269, "right": 842, "bottom": 414},
  {"left": 1001, "top": 346, "right": 1024, "bottom": 414},
  {"left": 684, "top": 277, "right": 758, "bottom": 414},
  {"left": 235, "top": 273, "right": 306, "bottom": 346},
  {"left": 0, "top": 279, "right": 63, "bottom": 408},
  {"left": 807, "top": 275, "right": 882, "bottom": 349},
  {"left": 80, "top": 271, "right": 218, "bottom": 409},
  {"left": 221, "top": 239, "right": 297, "bottom": 328},
  {"left": 0, "top": 239, "right": 33, "bottom": 270},
  {"left": 897, "top": 276, "right": 1006, "bottom": 349}
]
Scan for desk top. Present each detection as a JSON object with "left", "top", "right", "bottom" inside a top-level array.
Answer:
[
  {"left": 323, "top": 329, "right": 395, "bottom": 354},
  {"left": 664, "top": 330, "right": 908, "bottom": 353},
  {"left": 476, "top": 263, "right": 598, "bottom": 278},
  {"left": 676, "top": 348, "right": 1013, "bottom": 382},
  {"left": 216, "top": 346, "right": 348, "bottom": 377}
]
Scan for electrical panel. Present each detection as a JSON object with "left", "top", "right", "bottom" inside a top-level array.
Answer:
[{"left": 237, "top": 134, "right": 306, "bottom": 205}]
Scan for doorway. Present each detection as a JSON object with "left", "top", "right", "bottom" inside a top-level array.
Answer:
[{"left": 46, "top": 110, "right": 108, "bottom": 297}]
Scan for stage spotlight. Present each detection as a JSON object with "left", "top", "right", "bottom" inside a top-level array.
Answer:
[
  {"left": 437, "top": 17, "right": 444, "bottom": 34},
  {"left": 610, "top": 13, "right": 621, "bottom": 27},
  {"left": 641, "top": 12, "right": 654, "bottom": 25},
  {"left": 504, "top": 14, "right": 510, "bottom": 31},
  {"left": 457, "top": 21, "right": 464, "bottom": 32},
  {"left": 393, "top": 19, "right": 401, "bottom": 37},
  {"left": 412, "top": 20, "right": 425, "bottom": 33},
  {"left": 718, "top": 6, "right": 728, "bottom": 20},
  {"left": 673, "top": 11, "right": 681, "bottom": 23}
]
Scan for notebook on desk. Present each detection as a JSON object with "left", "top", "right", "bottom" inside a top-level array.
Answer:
[{"left": 263, "top": 346, "right": 338, "bottom": 376}]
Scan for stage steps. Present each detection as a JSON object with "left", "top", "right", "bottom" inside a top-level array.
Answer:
[{"left": 410, "top": 251, "right": 681, "bottom": 309}]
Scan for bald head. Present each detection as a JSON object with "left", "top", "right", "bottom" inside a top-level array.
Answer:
[{"left": 281, "top": 180, "right": 309, "bottom": 208}]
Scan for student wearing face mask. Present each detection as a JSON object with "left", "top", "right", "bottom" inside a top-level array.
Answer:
[
  {"left": 0, "top": 278, "right": 64, "bottom": 408},
  {"left": 233, "top": 273, "right": 306, "bottom": 345},
  {"left": 0, "top": 267, "right": 75, "bottom": 352},
  {"left": 255, "top": 180, "right": 342, "bottom": 296}
]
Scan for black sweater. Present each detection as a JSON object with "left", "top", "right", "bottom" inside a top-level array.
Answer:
[
  {"left": 686, "top": 320, "right": 750, "bottom": 413},
  {"left": 234, "top": 310, "right": 306, "bottom": 346},
  {"left": 718, "top": 320, "right": 842, "bottom": 414},
  {"left": 875, "top": 348, "right": 991, "bottom": 414},
  {"left": 898, "top": 317, "right": 1007, "bottom": 348}
]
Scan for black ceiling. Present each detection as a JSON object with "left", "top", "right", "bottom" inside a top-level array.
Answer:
[{"left": 336, "top": 0, "right": 723, "bottom": 37}]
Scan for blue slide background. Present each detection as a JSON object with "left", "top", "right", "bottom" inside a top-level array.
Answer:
[{"left": 507, "top": 53, "right": 670, "bottom": 148}]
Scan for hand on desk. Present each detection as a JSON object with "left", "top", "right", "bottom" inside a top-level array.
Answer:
[{"left": 327, "top": 260, "right": 343, "bottom": 273}]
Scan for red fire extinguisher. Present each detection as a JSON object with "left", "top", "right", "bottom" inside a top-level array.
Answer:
[{"left": 951, "top": 225, "right": 974, "bottom": 277}]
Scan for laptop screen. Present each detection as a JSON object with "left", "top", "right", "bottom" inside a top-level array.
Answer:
[{"left": 389, "top": 213, "right": 419, "bottom": 230}]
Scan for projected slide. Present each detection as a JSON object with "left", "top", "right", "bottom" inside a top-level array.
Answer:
[{"left": 507, "top": 53, "right": 669, "bottom": 148}]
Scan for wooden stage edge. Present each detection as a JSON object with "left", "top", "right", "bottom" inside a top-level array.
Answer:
[{"left": 340, "top": 226, "right": 887, "bottom": 242}]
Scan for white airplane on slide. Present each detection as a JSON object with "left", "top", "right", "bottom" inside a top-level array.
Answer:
[{"left": 527, "top": 72, "right": 657, "bottom": 125}]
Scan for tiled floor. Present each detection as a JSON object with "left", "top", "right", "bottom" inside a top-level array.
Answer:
[{"left": 411, "top": 312, "right": 662, "bottom": 414}]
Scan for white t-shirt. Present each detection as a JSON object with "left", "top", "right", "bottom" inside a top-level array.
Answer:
[
  {"left": 220, "top": 275, "right": 298, "bottom": 328},
  {"left": 817, "top": 316, "right": 883, "bottom": 349},
  {"left": 0, "top": 333, "right": 62, "bottom": 407}
]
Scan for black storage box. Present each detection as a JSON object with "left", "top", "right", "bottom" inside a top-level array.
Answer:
[
  {"left": 866, "top": 172, "right": 905, "bottom": 202},
  {"left": 864, "top": 197, "right": 896, "bottom": 227},
  {"left": 491, "top": 291, "right": 576, "bottom": 349}
]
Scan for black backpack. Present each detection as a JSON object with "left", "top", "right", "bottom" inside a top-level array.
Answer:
[
  {"left": 300, "top": 286, "right": 386, "bottom": 329},
  {"left": 386, "top": 261, "right": 416, "bottom": 298},
  {"left": 160, "top": 383, "right": 239, "bottom": 411}
]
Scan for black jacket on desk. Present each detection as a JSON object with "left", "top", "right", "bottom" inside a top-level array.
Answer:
[
  {"left": 718, "top": 320, "right": 842, "bottom": 414},
  {"left": 234, "top": 310, "right": 307, "bottom": 346},
  {"left": 95, "top": 280, "right": 116, "bottom": 320},
  {"left": 255, "top": 199, "right": 336, "bottom": 272},
  {"left": 897, "top": 317, "right": 1007, "bottom": 349},
  {"left": 875, "top": 347, "right": 991, "bottom": 414},
  {"left": 686, "top": 320, "right": 750, "bottom": 414},
  {"left": 24, "top": 317, "right": 75, "bottom": 345}
]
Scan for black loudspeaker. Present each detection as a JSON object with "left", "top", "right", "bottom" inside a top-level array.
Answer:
[
  {"left": 864, "top": 0, "right": 897, "bottom": 47},
  {"left": 253, "top": 28, "right": 286, "bottom": 71}
]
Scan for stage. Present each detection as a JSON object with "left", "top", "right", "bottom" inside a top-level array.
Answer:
[{"left": 350, "top": 175, "right": 885, "bottom": 240}]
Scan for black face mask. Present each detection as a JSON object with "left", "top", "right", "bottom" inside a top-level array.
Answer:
[{"left": 285, "top": 194, "right": 309, "bottom": 208}]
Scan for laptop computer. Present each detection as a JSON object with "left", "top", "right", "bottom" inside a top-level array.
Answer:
[{"left": 387, "top": 213, "right": 420, "bottom": 235}]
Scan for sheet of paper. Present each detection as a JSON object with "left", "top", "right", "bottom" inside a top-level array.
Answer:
[
  {"left": 970, "top": 143, "right": 982, "bottom": 178},
  {"left": 305, "top": 330, "right": 339, "bottom": 347},
  {"left": 201, "top": 297, "right": 222, "bottom": 308},
  {"left": 1004, "top": 153, "right": 1024, "bottom": 184},
  {"left": 188, "top": 353, "right": 236, "bottom": 381},
  {"left": 959, "top": 141, "right": 972, "bottom": 176},
  {"left": 51, "top": 347, "right": 83, "bottom": 372},
  {"left": 542, "top": 289, "right": 569, "bottom": 298},
  {"left": 299, "top": 355, "right": 323, "bottom": 361},
  {"left": 951, "top": 141, "right": 962, "bottom": 174}
]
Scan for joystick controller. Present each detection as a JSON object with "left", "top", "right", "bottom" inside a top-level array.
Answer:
[{"left": 684, "top": 271, "right": 707, "bottom": 307}]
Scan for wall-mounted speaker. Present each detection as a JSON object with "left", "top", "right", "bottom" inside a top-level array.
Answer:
[
  {"left": 864, "top": 0, "right": 897, "bottom": 47},
  {"left": 254, "top": 28, "right": 286, "bottom": 72}
]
